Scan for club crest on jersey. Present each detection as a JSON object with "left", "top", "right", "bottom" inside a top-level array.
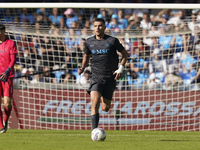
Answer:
[
  {"left": 91, "top": 49, "right": 110, "bottom": 55},
  {"left": 105, "top": 43, "right": 110, "bottom": 47}
]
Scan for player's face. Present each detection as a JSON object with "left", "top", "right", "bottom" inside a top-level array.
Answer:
[{"left": 93, "top": 21, "right": 106, "bottom": 37}]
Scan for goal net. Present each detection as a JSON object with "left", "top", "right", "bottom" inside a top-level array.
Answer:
[{"left": 3, "top": 3, "right": 200, "bottom": 131}]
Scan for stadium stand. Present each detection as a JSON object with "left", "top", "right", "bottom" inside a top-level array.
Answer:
[{"left": 0, "top": 7, "right": 200, "bottom": 91}]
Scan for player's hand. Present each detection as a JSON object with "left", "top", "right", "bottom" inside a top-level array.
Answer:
[
  {"left": 78, "top": 67, "right": 84, "bottom": 75},
  {"left": 113, "top": 72, "right": 122, "bottom": 80},
  {"left": 113, "top": 65, "right": 124, "bottom": 80},
  {"left": 0, "top": 67, "right": 11, "bottom": 82}
]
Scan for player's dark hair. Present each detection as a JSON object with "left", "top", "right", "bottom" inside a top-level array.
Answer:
[
  {"left": 94, "top": 18, "right": 105, "bottom": 25},
  {"left": 0, "top": 24, "right": 5, "bottom": 31}
]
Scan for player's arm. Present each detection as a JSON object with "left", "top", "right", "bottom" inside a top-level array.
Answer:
[
  {"left": 0, "top": 41, "right": 17, "bottom": 82},
  {"left": 113, "top": 49, "right": 128, "bottom": 80},
  {"left": 78, "top": 40, "right": 91, "bottom": 75},
  {"left": 119, "top": 49, "right": 128, "bottom": 67},
  {"left": 0, "top": 54, "right": 17, "bottom": 82},
  {"left": 9, "top": 41, "right": 17, "bottom": 69},
  {"left": 78, "top": 54, "right": 91, "bottom": 75}
]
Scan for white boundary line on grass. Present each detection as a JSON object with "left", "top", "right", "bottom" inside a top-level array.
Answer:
[{"left": 43, "top": 134, "right": 200, "bottom": 137}]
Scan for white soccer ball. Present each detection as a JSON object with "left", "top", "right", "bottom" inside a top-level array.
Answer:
[{"left": 91, "top": 128, "right": 106, "bottom": 142}]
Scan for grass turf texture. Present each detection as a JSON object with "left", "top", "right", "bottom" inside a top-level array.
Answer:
[{"left": 0, "top": 129, "right": 199, "bottom": 150}]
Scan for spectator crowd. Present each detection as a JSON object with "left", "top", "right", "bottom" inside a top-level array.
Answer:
[{"left": 1, "top": 7, "right": 200, "bottom": 91}]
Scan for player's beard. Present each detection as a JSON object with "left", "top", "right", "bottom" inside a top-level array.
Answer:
[{"left": 96, "top": 30, "right": 104, "bottom": 38}]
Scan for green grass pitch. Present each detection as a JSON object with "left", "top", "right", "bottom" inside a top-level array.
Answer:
[{"left": 0, "top": 129, "right": 200, "bottom": 150}]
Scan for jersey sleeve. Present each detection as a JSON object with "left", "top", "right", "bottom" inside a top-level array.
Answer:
[
  {"left": 10, "top": 41, "right": 17, "bottom": 54},
  {"left": 114, "top": 38, "right": 124, "bottom": 52},
  {"left": 84, "top": 40, "right": 91, "bottom": 55}
]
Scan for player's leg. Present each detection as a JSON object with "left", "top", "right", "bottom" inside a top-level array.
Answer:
[
  {"left": 0, "top": 81, "right": 3, "bottom": 131},
  {"left": 91, "top": 91, "right": 101, "bottom": 115},
  {"left": 101, "top": 79, "right": 116, "bottom": 112},
  {"left": 101, "top": 97, "right": 111, "bottom": 112},
  {"left": 87, "top": 81, "right": 103, "bottom": 130},
  {"left": 1, "top": 78, "right": 13, "bottom": 133},
  {"left": 90, "top": 91, "right": 101, "bottom": 129},
  {"left": 0, "top": 96, "right": 3, "bottom": 130},
  {"left": 3, "top": 96, "right": 12, "bottom": 128}
]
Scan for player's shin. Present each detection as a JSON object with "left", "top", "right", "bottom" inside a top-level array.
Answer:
[
  {"left": 4, "top": 97, "right": 12, "bottom": 123},
  {"left": 91, "top": 101, "right": 100, "bottom": 129},
  {"left": 4, "top": 106, "right": 12, "bottom": 123}
]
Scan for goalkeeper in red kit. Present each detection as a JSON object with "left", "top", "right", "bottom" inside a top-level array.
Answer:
[{"left": 0, "top": 24, "right": 17, "bottom": 133}]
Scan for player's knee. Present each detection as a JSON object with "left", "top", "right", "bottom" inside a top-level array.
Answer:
[
  {"left": 4, "top": 103, "right": 11, "bottom": 109},
  {"left": 4, "top": 97, "right": 12, "bottom": 109}
]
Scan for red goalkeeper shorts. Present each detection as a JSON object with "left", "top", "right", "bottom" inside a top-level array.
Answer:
[{"left": 0, "top": 78, "right": 13, "bottom": 98}]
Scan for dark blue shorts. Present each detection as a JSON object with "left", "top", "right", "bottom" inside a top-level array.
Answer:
[{"left": 87, "top": 78, "right": 116, "bottom": 100}]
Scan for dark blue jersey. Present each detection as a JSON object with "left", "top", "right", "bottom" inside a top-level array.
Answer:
[{"left": 84, "top": 34, "right": 124, "bottom": 80}]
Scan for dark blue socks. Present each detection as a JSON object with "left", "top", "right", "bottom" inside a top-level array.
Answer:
[{"left": 91, "top": 113, "right": 99, "bottom": 129}]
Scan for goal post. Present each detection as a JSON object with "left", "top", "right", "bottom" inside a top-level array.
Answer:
[{"left": 2, "top": 3, "right": 200, "bottom": 131}]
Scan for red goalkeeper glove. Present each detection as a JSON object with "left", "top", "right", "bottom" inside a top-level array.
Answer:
[{"left": 0, "top": 67, "right": 11, "bottom": 82}]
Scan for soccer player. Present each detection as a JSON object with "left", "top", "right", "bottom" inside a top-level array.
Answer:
[
  {"left": 78, "top": 18, "right": 128, "bottom": 130},
  {"left": 0, "top": 24, "right": 17, "bottom": 133}
]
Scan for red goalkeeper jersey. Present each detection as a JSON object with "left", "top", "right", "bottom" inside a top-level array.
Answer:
[{"left": 0, "top": 39, "right": 17, "bottom": 78}]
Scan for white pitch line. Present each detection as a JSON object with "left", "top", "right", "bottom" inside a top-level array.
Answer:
[{"left": 43, "top": 134, "right": 200, "bottom": 137}]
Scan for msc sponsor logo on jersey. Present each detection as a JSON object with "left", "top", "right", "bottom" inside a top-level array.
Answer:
[
  {"left": 0, "top": 49, "right": 8, "bottom": 53},
  {"left": 91, "top": 50, "right": 96, "bottom": 54},
  {"left": 91, "top": 49, "right": 110, "bottom": 55},
  {"left": 90, "top": 45, "right": 94, "bottom": 47}
]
